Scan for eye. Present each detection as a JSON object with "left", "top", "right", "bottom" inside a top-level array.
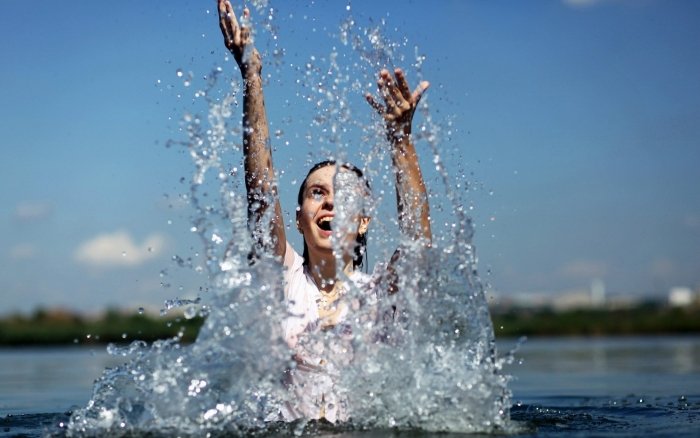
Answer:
[{"left": 309, "top": 187, "right": 324, "bottom": 200}]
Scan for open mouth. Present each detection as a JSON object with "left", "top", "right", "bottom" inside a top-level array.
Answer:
[{"left": 317, "top": 216, "right": 333, "bottom": 232}]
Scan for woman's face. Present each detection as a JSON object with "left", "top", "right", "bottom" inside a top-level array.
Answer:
[{"left": 297, "top": 165, "right": 369, "bottom": 264}]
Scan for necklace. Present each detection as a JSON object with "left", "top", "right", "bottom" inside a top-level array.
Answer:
[
  {"left": 313, "top": 263, "right": 353, "bottom": 324},
  {"left": 317, "top": 280, "right": 346, "bottom": 324},
  {"left": 318, "top": 280, "right": 342, "bottom": 306}
]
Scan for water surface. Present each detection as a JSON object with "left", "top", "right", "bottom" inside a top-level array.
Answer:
[{"left": 2, "top": 336, "right": 699, "bottom": 436}]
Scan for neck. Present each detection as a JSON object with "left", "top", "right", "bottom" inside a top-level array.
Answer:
[{"left": 308, "top": 252, "right": 353, "bottom": 293}]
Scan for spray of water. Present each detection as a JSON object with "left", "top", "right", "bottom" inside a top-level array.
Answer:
[{"left": 68, "top": 2, "right": 514, "bottom": 435}]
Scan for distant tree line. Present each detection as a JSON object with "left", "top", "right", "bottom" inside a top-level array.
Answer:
[
  {"left": 0, "top": 308, "right": 202, "bottom": 346},
  {"left": 1, "top": 302, "right": 698, "bottom": 346},
  {"left": 490, "top": 302, "right": 700, "bottom": 337}
]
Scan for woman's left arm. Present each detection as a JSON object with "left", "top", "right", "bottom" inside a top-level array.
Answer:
[{"left": 366, "top": 68, "right": 432, "bottom": 246}]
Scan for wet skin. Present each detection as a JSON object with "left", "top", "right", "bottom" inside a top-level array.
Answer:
[{"left": 297, "top": 165, "right": 370, "bottom": 290}]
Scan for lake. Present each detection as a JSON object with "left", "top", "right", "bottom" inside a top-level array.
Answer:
[{"left": 1, "top": 336, "right": 699, "bottom": 436}]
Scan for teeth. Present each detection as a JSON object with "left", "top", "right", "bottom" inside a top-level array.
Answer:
[{"left": 317, "top": 216, "right": 333, "bottom": 231}]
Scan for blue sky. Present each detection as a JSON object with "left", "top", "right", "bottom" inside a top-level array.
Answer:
[{"left": 2, "top": 0, "right": 699, "bottom": 314}]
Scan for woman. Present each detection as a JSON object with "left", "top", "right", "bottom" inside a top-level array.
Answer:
[{"left": 217, "top": 0, "right": 432, "bottom": 423}]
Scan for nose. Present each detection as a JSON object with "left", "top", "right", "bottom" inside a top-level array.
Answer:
[{"left": 323, "top": 191, "right": 334, "bottom": 211}]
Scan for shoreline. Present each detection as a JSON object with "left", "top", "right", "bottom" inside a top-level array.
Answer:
[{"left": 1, "top": 304, "right": 698, "bottom": 346}]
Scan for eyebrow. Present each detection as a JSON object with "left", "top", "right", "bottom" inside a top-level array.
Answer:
[{"left": 305, "top": 182, "right": 330, "bottom": 192}]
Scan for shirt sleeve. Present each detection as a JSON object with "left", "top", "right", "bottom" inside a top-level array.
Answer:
[
  {"left": 283, "top": 241, "right": 303, "bottom": 301},
  {"left": 281, "top": 242, "right": 308, "bottom": 347},
  {"left": 283, "top": 241, "right": 300, "bottom": 269}
]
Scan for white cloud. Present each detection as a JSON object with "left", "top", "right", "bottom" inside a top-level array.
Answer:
[
  {"left": 9, "top": 243, "right": 37, "bottom": 260},
  {"left": 559, "top": 259, "right": 608, "bottom": 278},
  {"left": 74, "top": 230, "right": 166, "bottom": 268},
  {"left": 14, "top": 201, "right": 53, "bottom": 222}
]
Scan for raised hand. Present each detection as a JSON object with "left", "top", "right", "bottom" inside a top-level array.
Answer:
[
  {"left": 366, "top": 68, "right": 432, "bottom": 251},
  {"left": 365, "top": 68, "right": 430, "bottom": 142},
  {"left": 216, "top": 1, "right": 283, "bottom": 259},
  {"left": 217, "top": 0, "right": 260, "bottom": 75}
]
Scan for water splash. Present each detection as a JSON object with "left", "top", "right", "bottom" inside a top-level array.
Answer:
[{"left": 68, "top": 2, "right": 514, "bottom": 435}]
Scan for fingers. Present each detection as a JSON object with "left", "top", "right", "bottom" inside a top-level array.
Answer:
[
  {"left": 218, "top": 0, "right": 237, "bottom": 29},
  {"left": 394, "top": 68, "right": 413, "bottom": 102},
  {"left": 386, "top": 69, "right": 411, "bottom": 111},
  {"left": 218, "top": 1, "right": 235, "bottom": 42},
  {"left": 218, "top": 0, "right": 243, "bottom": 50},
  {"left": 412, "top": 80, "right": 430, "bottom": 103},
  {"left": 367, "top": 68, "right": 429, "bottom": 123},
  {"left": 365, "top": 93, "right": 384, "bottom": 114},
  {"left": 378, "top": 70, "right": 400, "bottom": 115},
  {"left": 240, "top": 8, "right": 251, "bottom": 44},
  {"left": 218, "top": 1, "right": 232, "bottom": 41}
]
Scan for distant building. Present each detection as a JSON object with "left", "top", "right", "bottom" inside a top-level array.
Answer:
[
  {"left": 668, "top": 287, "right": 694, "bottom": 307},
  {"left": 590, "top": 278, "right": 606, "bottom": 307},
  {"left": 488, "top": 287, "right": 644, "bottom": 312},
  {"left": 551, "top": 290, "right": 593, "bottom": 311}
]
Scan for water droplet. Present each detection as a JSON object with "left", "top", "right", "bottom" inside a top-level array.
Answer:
[
  {"left": 184, "top": 306, "right": 198, "bottom": 319},
  {"left": 138, "top": 307, "right": 145, "bottom": 315},
  {"left": 176, "top": 68, "right": 183, "bottom": 77}
]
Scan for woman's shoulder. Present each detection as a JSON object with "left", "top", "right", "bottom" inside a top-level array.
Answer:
[
  {"left": 283, "top": 242, "right": 315, "bottom": 302},
  {"left": 283, "top": 241, "right": 303, "bottom": 271}
]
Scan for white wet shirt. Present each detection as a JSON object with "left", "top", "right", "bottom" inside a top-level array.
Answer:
[{"left": 279, "top": 242, "right": 376, "bottom": 423}]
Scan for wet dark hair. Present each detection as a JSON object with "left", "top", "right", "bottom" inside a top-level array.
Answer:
[{"left": 297, "top": 160, "right": 371, "bottom": 271}]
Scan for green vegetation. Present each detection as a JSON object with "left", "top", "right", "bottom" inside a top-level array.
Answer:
[
  {"left": 1, "top": 303, "right": 698, "bottom": 346},
  {"left": 0, "top": 308, "right": 203, "bottom": 346},
  {"left": 491, "top": 303, "right": 700, "bottom": 337}
]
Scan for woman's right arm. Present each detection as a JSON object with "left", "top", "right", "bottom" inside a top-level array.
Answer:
[{"left": 218, "top": 0, "right": 286, "bottom": 260}]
